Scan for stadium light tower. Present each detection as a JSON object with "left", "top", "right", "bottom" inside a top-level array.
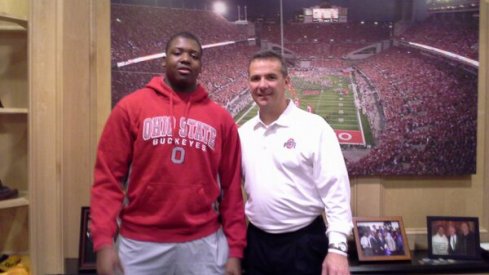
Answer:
[
  {"left": 213, "top": 1, "right": 228, "bottom": 16},
  {"left": 280, "top": 0, "right": 284, "bottom": 56}
]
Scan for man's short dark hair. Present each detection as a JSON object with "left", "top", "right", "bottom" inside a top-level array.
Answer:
[
  {"left": 165, "top": 32, "right": 203, "bottom": 55},
  {"left": 249, "top": 50, "right": 288, "bottom": 77}
]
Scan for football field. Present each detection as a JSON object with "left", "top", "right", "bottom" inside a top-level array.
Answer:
[{"left": 235, "top": 74, "right": 371, "bottom": 146}]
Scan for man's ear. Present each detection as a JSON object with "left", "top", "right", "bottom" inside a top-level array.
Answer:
[{"left": 285, "top": 75, "right": 291, "bottom": 86}]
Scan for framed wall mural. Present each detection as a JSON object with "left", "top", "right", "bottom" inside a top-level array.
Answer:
[{"left": 110, "top": 0, "right": 478, "bottom": 176}]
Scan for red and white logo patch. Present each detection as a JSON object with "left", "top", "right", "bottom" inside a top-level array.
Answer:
[{"left": 283, "top": 138, "right": 296, "bottom": 149}]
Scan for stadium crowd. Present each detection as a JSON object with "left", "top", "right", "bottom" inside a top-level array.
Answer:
[
  {"left": 399, "top": 12, "right": 478, "bottom": 60},
  {"left": 111, "top": 4, "right": 257, "bottom": 114},
  {"left": 350, "top": 47, "right": 477, "bottom": 176},
  {"left": 110, "top": 3, "right": 478, "bottom": 176},
  {"left": 261, "top": 22, "right": 391, "bottom": 58},
  {"left": 111, "top": 4, "right": 249, "bottom": 63}
]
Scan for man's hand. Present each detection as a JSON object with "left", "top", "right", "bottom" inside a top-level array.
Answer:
[
  {"left": 321, "top": 252, "right": 350, "bottom": 275},
  {"left": 96, "top": 246, "right": 124, "bottom": 275},
  {"left": 225, "top": 257, "right": 242, "bottom": 275}
]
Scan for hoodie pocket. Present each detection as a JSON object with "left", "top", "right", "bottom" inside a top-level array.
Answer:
[{"left": 128, "top": 180, "right": 217, "bottom": 224}]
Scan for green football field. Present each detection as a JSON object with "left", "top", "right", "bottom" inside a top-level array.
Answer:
[
  {"left": 236, "top": 74, "right": 361, "bottom": 130},
  {"left": 234, "top": 73, "right": 374, "bottom": 146}
]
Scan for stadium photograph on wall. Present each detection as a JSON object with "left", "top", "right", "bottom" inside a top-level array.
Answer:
[{"left": 110, "top": 0, "right": 479, "bottom": 176}]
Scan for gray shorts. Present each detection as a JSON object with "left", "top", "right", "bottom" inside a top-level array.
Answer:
[{"left": 117, "top": 228, "right": 229, "bottom": 275}]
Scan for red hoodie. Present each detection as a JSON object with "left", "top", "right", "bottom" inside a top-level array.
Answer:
[{"left": 90, "top": 76, "right": 246, "bottom": 258}]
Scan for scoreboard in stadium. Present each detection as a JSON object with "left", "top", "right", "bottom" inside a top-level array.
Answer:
[{"left": 302, "top": 6, "right": 347, "bottom": 23}]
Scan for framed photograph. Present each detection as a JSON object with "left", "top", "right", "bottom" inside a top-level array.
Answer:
[
  {"left": 353, "top": 216, "right": 412, "bottom": 261},
  {"left": 427, "top": 216, "right": 480, "bottom": 260},
  {"left": 78, "top": 207, "right": 96, "bottom": 271}
]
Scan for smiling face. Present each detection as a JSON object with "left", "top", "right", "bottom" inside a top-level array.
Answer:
[
  {"left": 248, "top": 57, "right": 290, "bottom": 118},
  {"left": 448, "top": 225, "right": 456, "bottom": 236},
  {"left": 165, "top": 35, "right": 202, "bottom": 92},
  {"left": 437, "top": 226, "right": 445, "bottom": 236}
]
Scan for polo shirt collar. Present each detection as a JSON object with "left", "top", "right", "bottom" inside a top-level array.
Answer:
[{"left": 253, "top": 99, "right": 295, "bottom": 129}]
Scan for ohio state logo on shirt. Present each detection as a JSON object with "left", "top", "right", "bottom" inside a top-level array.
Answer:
[
  {"left": 142, "top": 116, "right": 216, "bottom": 152},
  {"left": 283, "top": 138, "right": 296, "bottom": 149}
]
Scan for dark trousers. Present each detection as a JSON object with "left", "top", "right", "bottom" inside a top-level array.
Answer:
[{"left": 243, "top": 216, "right": 329, "bottom": 275}]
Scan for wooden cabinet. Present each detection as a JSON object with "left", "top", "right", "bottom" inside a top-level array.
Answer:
[{"left": 0, "top": 1, "right": 29, "bottom": 261}]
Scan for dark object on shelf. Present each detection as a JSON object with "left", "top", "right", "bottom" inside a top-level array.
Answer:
[
  {"left": 0, "top": 98, "right": 4, "bottom": 108},
  {"left": 349, "top": 249, "right": 489, "bottom": 274},
  {"left": 0, "top": 254, "right": 22, "bottom": 273},
  {"left": 78, "top": 207, "right": 96, "bottom": 272},
  {"left": 0, "top": 179, "right": 19, "bottom": 201}
]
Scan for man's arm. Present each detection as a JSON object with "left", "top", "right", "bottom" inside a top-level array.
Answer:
[
  {"left": 90, "top": 104, "right": 132, "bottom": 251},
  {"left": 314, "top": 120, "right": 353, "bottom": 274},
  {"left": 218, "top": 119, "right": 247, "bottom": 259},
  {"left": 322, "top": 252, "right": 350, "bottom": 275},
  {"left": 96, "top": 246, "right": 124, "bottom": 275},
  {"left": 313, "top": 122, "right": 353, "bottom": 238}
]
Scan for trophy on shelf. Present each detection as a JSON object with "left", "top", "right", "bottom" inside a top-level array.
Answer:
[{"left": 0, "top": 179, "right": 18, "bottom": 201}]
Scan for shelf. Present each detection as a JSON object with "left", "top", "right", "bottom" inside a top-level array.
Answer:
[
  {"left": 0, "top": 108, "right": 28, "bottom": 114},
  {"left": 0, "top": 195, "right": 28, "bottom": 209},
  {"left": 349, "top": 249, "right": 489, "bottom": 274},
  {"left": 0, "top": 24, "right": 25, "bottom": 31},
  {"left": 0, "top": 12, "right": 28, "bottom": 29}
]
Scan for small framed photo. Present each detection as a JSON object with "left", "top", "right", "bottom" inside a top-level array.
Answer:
[
  {"left": 427, "top": 216, "right": 480, "bottom": 260},
  {"left": 353, "top": 216, "right": 412, "bottom": 261},
  {"left": 78, "top": 207, "right": 96, "bottom": 271}
]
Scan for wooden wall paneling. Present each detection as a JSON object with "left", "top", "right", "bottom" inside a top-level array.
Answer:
[
  {"left": 61, "top": 0, "right": 92, "bottom": 259},
  {"left": 29, "top": 0, "right": 64, "bottom": 273},
  {"left": 91, "top": 0, "right": 111, "bottom": 144},
  {"left": 381, "top": 176, "right": 481, "bottom": 249},
  {"left": 351, "top": 177, "right": 383, "bottom": 217},
  {"left": 0, "top": 0, "right": 27, "bottom": 19},
  {"left": 62, "top": 0, "right": 111, "bottom": 259},
  {"left": 29, "top": 0, "right": 111, "bottom": 271}
]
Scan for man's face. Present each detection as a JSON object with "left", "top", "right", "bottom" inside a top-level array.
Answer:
[
  {"left": 165, "top": 36, "right": 202, "bottom": 92},
  {"left": 461, "top": 223, "right": 470, "bottom": 235},
  {"left": 437, "top": 226, "right": 445, "bottom": 236},
  {"left": 248, "top": 58, "right": 289, "bottom": 112},
  {"left": 448, "top": 225, "right": 456, "bottom": 236}
]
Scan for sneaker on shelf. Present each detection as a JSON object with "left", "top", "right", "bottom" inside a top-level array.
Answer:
[
  {"left": 0, "top": 254, "right": 22, "bottom": 273},
  {"left": 0, "top": 179, "right": 18, "bottom": 201}
]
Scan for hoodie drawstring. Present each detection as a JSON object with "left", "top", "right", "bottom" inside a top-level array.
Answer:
[
  {"left": 170, "top": 92, "right": 176, "bottom": 133},
  {"left": 170, "top": 92, "right": 192, "bottom": 134}
]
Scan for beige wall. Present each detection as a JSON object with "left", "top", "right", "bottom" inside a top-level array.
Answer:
[{"left": 25, "top": 0, "right": 489, "bottom": 274}]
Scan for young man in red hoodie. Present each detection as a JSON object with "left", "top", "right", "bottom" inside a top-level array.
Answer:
[{"left": 90, "top": 32, "right": 246, "bottom": 275}]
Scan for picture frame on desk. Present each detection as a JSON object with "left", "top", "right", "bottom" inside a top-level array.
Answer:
[
  {"left": 353, "top": 216, "right": 412, "bottom": 262},
  {"left": 427, "top": 216, "right": 481, "bottom": 260},
  {"left": 78, "top": 206, "right": 96, "bottom": 271}
]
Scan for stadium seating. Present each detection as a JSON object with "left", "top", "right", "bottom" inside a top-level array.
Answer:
[
  {"left": 350, "top": 47, "right": 477, "bottom": 176},
  {"left": 398, "top": 12, "right": 478, "bottom": 60},
  {"left": 110, "top": 4, "right": 478, "bottom": 176}
]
